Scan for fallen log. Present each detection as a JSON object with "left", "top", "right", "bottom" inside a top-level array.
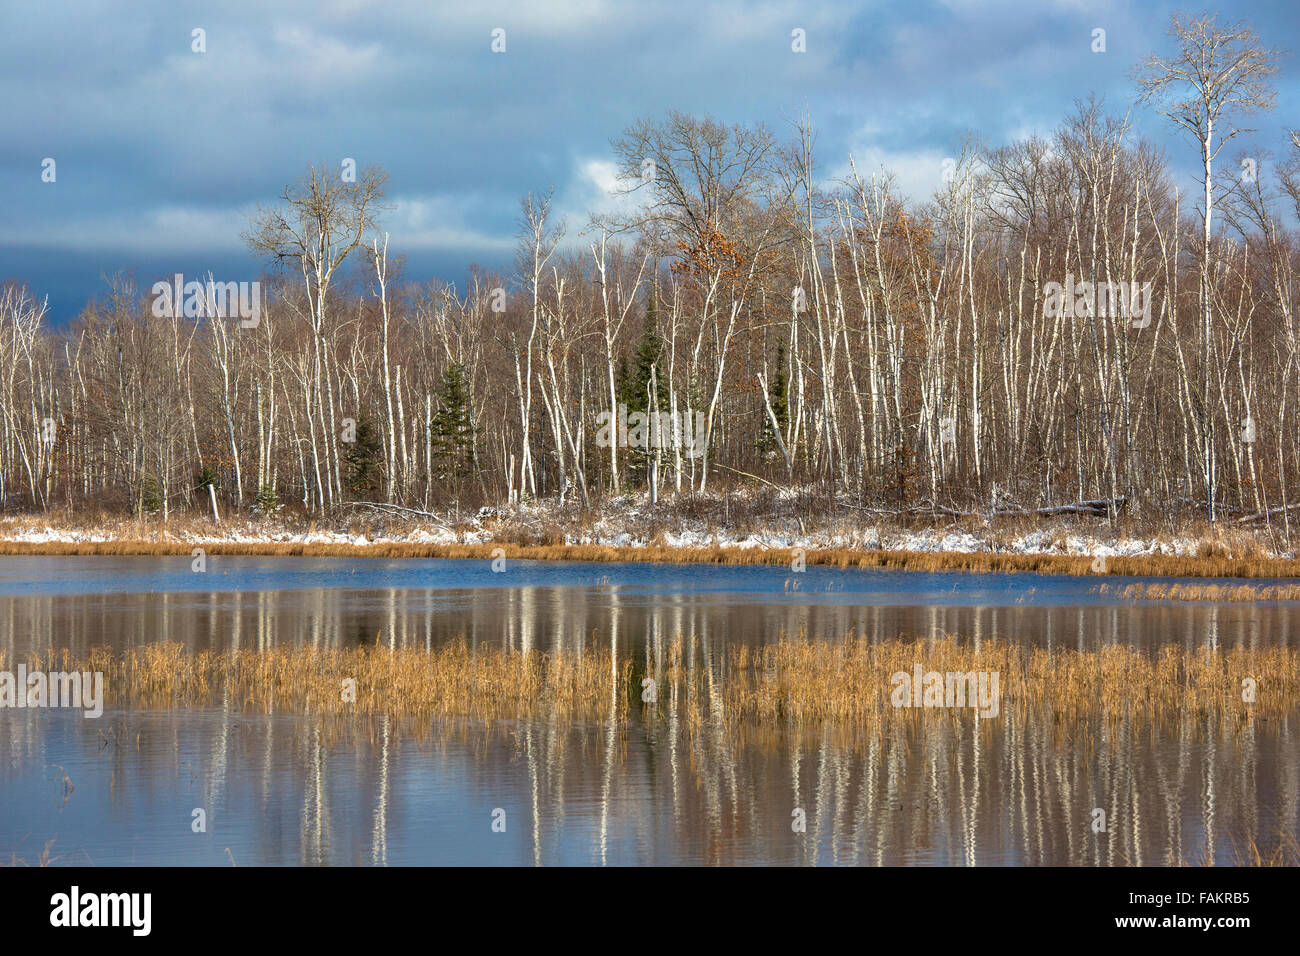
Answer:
[
  {"left": 906, "top": 497, "right": 1125, "bottom": 519},
  {"left": 1238, "top": 502, "right": 1300, "bottom": 524},
  {"left": 339, "top": 501, "right": 456, "bottom": 534},
  {"left": 1033, "top": 497, "right": 1126, "bottom": 517}
]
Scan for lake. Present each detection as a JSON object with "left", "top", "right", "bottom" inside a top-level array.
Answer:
[{"left": 2, "top": 556, "right": 1298, "bottom": 865}]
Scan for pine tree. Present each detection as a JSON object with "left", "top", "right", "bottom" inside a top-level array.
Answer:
[
  {"left": 614, "top": 353, "right": 634, "bottom": 409},
  {"left": 255, "top": 483, "right": 279, "bottom": 514},
  {"left": 619, "top": 294, "right": 664, "bottom": 485},
  {"left": 342, "top": 417, "right": 384, "bottom": 499},
  {"left": 759, "top": 340, "right": 789, "bottom": 454},
  {"left": 629, "top": 315, "right": 662, "bottom": 412},
  {"left": 430, "top": 360, "right": 475, "bottom": 483},
  {"left": 139, "top": 476, "right": 163, "bottom": 515}
]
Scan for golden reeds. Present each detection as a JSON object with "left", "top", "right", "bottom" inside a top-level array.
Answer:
[
  {"left": 1107, "top": 581, "right": 1300, "bottom": 602},
  {"left": 4, "top": 537, "right": 1300, "bottom": 578},
  {"left": 9, "top": 642, "right": 631, "bottom": 722},
  {"left": 1, "top": 838, "right": 59, "bottom": 868},
  {"left": 14, "top": 634, "right": 1297, "bottom": 725},
  {"left": 711, "top": 637, "right": 1297, "bottom": 725},
  {"left": 1228, "top": 830, "right": 1300, "bottom": 866}
]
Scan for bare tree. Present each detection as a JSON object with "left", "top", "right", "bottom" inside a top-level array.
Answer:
[
  {"left": 244, "top": 163, "right": 388, "bottom": 510},
  {"left": 1135, "top": 13, "right": 1280, "bottom": 519}
]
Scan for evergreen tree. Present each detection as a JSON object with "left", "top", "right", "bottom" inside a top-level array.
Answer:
[
  {"left": 617, "top": 290, "right": 664, "bottom": 415},
  {"left": 614, "top": 353, "right": 634, "bottom": 409},
  {"left": 139, "top": 476, "right": 163, "bottom": 515},
  {"left": 618, "top": 294, "right": 664, "bottom": 485},
  {"left": 342, "top": 417, "right": 384, "bottom": 499},
  {"left": 629, "top": 310, "right": 662, "bottom": 413},
  {"left": 759, "top": 341, "right": 789, "bottom": 454},
  {"left": 430, "top": 360, "right": 475, "bottom": 483},
  {"left": 255, "top": 483, "right": 279, "bottom": 514},
  {"left": 194, "top": 465, "right": 218, "bottom": 493}
]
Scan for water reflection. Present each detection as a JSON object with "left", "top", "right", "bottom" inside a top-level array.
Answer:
[
  {"left": 4, "top": 582, "right": 1300, "bottom": 661},
  {"left": 2, "top": 705, "right": 1295, "bottom": 866},
  {"left": 3, "top": 559, "right": 1299, "bottom": 866}
]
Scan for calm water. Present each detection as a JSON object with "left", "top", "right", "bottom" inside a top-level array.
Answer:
[{"left": 1, "top": 556, "right": 1298, "bottom": 866}]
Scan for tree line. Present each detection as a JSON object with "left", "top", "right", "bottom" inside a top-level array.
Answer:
[{"left": 2, "top": 15, "right": 1299, "bottom": 535}]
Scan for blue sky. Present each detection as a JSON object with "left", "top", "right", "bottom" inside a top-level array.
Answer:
[{"left": 2, "top": 0, "right": 1297, "bottom": 323}]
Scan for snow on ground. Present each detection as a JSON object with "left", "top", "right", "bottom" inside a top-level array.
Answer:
[{"left": 0, "top": 494, "right": 1281, "bottom": 559}]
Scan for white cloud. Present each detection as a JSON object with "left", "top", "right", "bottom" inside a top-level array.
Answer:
[
  {"left": 828, "top": 145, "right": 952, "bottom": 207},
  {"left": 377, "top": 0, "right": 620, "bottom": 37},
  {"left": 387, "top": 195, "right": 515, "bottom": 252},
  {"left": 538, "top": 157, "right": 646, "bottom": 249},
  {"left": 1, "top": 204, "right": 257, "bottom": 254}
]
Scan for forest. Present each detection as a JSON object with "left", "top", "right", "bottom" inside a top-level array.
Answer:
[{"left": 2, "top": 16, "right": 1298, "bottom": 538}]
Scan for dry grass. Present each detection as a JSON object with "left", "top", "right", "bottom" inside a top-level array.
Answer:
[
  {"left": 18, "top": 634, "right": 1298, "bottom": 725},
  {"left": 1, "top": 838, "right": 58, "bottom": 867},
  {"left": 6, "top": 536, "right": 1300, "bottom": 579},
  {"left": 1106, "top": 581, "right": 1300, "bottom": 602},
  {"left": 14, "top": 642, "right": 631, "bottom": 722},
  {"left": 706, "top": 636, "right": 1298, "bottom": 725},
  {"left": 1228, "top": 830, "right": 1300, "bottom": 866}
]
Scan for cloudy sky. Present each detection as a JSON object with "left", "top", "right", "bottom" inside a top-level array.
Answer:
[{"left": 2, "top": 0, "right": 1298, "bottom": 322}]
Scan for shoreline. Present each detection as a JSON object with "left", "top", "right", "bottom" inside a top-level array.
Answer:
[{"left": 4, "top": 535, "right": 1300, "bottom": 579}]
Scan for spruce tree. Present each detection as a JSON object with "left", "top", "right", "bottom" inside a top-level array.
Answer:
[
  {"left": 620, "top": 294, "right": 664, "bottom": 485},
  {"left": 759, "top": 341, "right": 789, "bottom": 454},
  {"left": 342, "top": 417, "right": 384, "bottom": 499},
  {"left": 430, "top": 360, "right": 475, "bottom": 483},
  {"left": 629, "top": 316, "right": 662, "bottom": 412}
]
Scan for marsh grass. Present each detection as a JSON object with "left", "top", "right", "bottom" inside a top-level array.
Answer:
[
  {"left": 707, "top": 637, "right": 1297, "bottom": 727},
  {"left": 1227, "top": 830, "right": 1300, "bottom": 866},
  {"left": 22, "top": 635, "right": 1298, "bottom": 728},
  {"left": 1, "top": 838, "right": 58, "bottom": 867},
  {"left": 20, "top": 642, "right": 633, "bottom": 722},
  {"left": 5, "top": 640, "right": 1295, "bottom": 868},
  {"left": 1107, "top": 581, "right": 1300, "bottom": 602}
]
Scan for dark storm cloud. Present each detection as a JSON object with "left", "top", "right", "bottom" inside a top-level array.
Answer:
[{"left": 1, "top": 0, "right": 1296, "bottom": 321}]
